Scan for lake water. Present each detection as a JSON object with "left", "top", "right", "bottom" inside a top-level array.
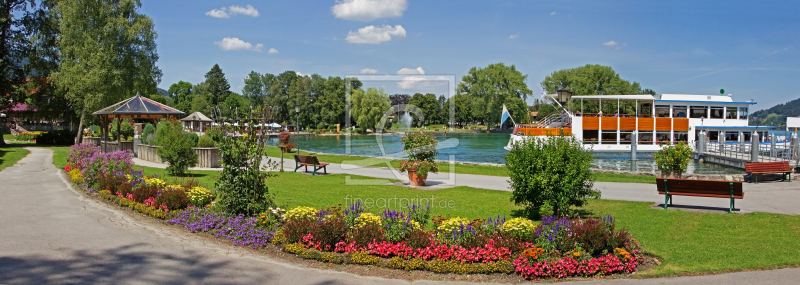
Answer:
[{"left": 273, "top": 133, "right": 744, "bottom": 175}]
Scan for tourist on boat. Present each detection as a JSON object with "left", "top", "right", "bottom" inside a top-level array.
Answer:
[
  {"left": 598, "top": 110, "right": 603, "bottom": 117},
  {"left": 614, "top": 111, "right": 619, "bottom": 117}
]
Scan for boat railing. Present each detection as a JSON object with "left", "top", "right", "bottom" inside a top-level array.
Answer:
[{"left": 703, "top": 140, "right": 794, "bottom": 163}]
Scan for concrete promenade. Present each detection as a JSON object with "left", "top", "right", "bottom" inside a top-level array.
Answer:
[
  {"left": 135, "top": 156, "right": 800, "bottom": 215},
  {"left": 1, "top": 147, "right": 799, "bottom": 284}
]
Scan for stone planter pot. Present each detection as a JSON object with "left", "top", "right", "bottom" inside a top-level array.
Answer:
[
  {"left": 408, "top": 170, "right": 427, "bottom": 186},
  {"left": 659, "top": 171, "right": 683, "bottom": 179}
]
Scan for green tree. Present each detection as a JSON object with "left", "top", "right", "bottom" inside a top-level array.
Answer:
[
  {"left": 319, "top": 76, "right": 346, "bottom": 127},
  {"left": 220, "top": 92, "right": 250, "bottom": 119},
  {"left": 168, "top": 80, "right": 193, "bottom": 113},
  {"left": 156, "top": 120, "right": 198, "bottom": 176},
  {"left": 540, "top": 64, "right": 653, "bottom": 115},
  {"left": 204, "top": 64, "right": 230, "bottom": 105},
  {"left": 505, "top": 134, "right": 599, "bottom": 217},
  {"left": 457, "top": 63, "right": 532, "bottom": 128},
  {"left": 242, "top": 71, "right": 275, "bottom": 107},
  {"left": 407, "top": 93, "right": 439, "bottom": 127},
  {"left": 350, "top": 87, "right": 390, "bottom": 133},
  {"left": 53, "top": 0, "right": 161, "bottom": 144}
]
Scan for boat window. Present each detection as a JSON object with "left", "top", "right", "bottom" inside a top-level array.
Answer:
[
  {"left": 672, "top": 106, "right": 687, "bottom": 118},
  {"left": 726, "top": 107, "right": 737, "bottom": 119},
  {"left": 655, "top": 132, "right": 671, "bottom": 144},
  {"left": 710, "top": 107, "right": 724, "bottom": 119},
  {"left": 601, "top": 131, "right": 617, "bottom": 144},
  {"left": 707, "top": 131, "right": 719, "bottom": 141},
  {"left": 739, "top": 107, "right": 748, "bottom": 120},
  {"left": 690, "top": 106, "right": 708, "bottom": 118},
  {"left": 620, "top": 131, "right": 633, "bottom": 145},
  {"left": 743, "top": 132, "right": 751, "bottom": 142},
  {"left": 725, "top": 131, "right": 739, "bottom": 142},
  {"left": 583, "top": 130, "right": 598, "bottom": 144},
  {"left": 655, "top": 105, "right": 670, "bottom": 117},
  {"left": 638, "top": 132, "right": 653, "bottom": 145},
  {"left": 673, "top": 132, "right": 688, "bottom": 143}
]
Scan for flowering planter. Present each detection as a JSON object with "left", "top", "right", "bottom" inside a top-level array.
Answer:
[{"left": 408, "top": 170, "right": 427, "bottom": 186}]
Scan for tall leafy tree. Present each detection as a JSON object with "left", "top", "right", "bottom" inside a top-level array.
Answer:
[
  {"left": 457, "top": 63, "right": 532, "bottom": 128},
  {"left": 319, "top": 76, "right": 346, "bottom": 127},
  {"left": 167, "top": 80, "right": 193, "bottom": 113},
  {"left": 242, "top": 71, "right": 275, "bottom": 107},
  {"left": 204, "top": 64, "right": 230, "bottom": 105},
  {"left": 0, "top": 0, "right": 39, "bottom": 145},
  {"left": 350, "top": 87, "right": 390, "bottom": 133},
  {"left": 53, "top": 0, "right": 161, "bottom": 143},
  {"left": 540, "top": 64, "right": 652, "bottom": 115},
  {"left": 407, "top": 92, "right": 439, "bottom": 127}
]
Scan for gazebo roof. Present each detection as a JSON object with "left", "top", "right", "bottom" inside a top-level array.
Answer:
[
  {"left": 93, "top": 92, "right": 185, "bottom": 119},
  {"left": 180, "top": 111, "right": 212, "bottom": 122}
]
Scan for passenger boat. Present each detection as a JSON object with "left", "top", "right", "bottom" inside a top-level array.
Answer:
[{"left": 505, "top": 89, "right": 775, "bottom": 153}]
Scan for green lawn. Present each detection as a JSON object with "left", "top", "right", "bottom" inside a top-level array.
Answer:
[
  {"left": 48, "top": 145, "right": 800, "bottom": 276},
  {"left": 0, "top": 145, "right": 30, "bottom": 172}
]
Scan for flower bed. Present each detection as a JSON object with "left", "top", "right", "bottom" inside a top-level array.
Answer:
[
  {"left": 64, "top": 142, "right": 643, "bottom": 280},
  {"left": 65, "top": 143, "right": 214, "bottom": 220}
]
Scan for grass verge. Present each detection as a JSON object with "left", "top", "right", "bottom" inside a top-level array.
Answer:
[{"left": 0, "top": 145, "right": 30, "bottom": 172}]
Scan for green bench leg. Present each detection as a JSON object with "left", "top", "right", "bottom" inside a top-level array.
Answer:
[
  {"left": 294, "top": 164, "right": 301, "bottom": 172},
  {"left": 755, "top": 174, "right": 758, "bottom": 184},
  {"left": 663, "top": 179, "right": 669, "bottom": 210},
  {"left": 729, "top": 182, "right": 734, "bottom": 214}
]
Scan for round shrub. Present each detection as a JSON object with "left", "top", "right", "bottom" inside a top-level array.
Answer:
[
  {"left": 196, "top": 135, "right": 215, "bottom": 147},
  {"left": 155, "top": 185, "right": 189, "bottom": 211},
  {"left": 142, "top": 123, "right": 155, "bottom": 144},
  {"left": 156, "top": 120, "right": 199, "bottom": 176},
  {"left": 187, "top": 186, "right": 214, "bottom": 206},
  {"left": 186, "top": 132, "right": 199, "bottom": 147}
]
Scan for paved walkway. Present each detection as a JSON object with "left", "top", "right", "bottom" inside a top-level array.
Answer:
[
  {"left": 135, "top": 156, "right": 800, "bottom": 215},
  {"left": 1, "top": 147, "right": 799, "bottom": 284}
]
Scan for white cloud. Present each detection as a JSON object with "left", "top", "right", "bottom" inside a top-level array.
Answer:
[
  {"left": 397, "top": 67, "right": 424, "bottom": 75},
  {"left": 331, "top": 0, "right": 408, "bottom": 21},
  {"left": 603, "top": 40, "right": 627, "bottom": 50},
  {"left": 508, "top": 34, "right": 519, "bottom": 39},
  {"left": 268, "top": 48, "right": 279, "bottom": 54},
  {"left": 206, "top": 8, "right": 229, "bottom": 18},
  {"left": 228, "top": 5, "right": 259, "bottom": 17},
  {"left": 205, "top": 4, "right": 259, "bottom": 18},
  {"left": 360, "top": 68, "right": 378, "bottom": 74},
  {"left": 215, "top": 37, "right": 264, "bottom": 52},
  {"left": 345, "top": 25, "right": 406, "bottom": 44},
  {"left": 296, "top": 72, "right": 305, "bottom": 76},
  {"left": 550, "top": 11, "right": 556, "bottom": 15}
]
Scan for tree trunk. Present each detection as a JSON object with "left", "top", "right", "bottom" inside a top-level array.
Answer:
[
  {"left": 0, "top": 124, "right": 6, "bottom": 146},
  {"left": 74, "top": 107, "right": 86, "bottom": 144}
]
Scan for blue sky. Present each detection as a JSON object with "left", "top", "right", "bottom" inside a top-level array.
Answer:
[{"left": 142, "top": 0, "right": 800, "bottom": 111}]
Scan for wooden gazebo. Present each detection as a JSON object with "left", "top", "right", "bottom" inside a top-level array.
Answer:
[{"left": 92, "top": 92, "right": 185, "bottom": 152}]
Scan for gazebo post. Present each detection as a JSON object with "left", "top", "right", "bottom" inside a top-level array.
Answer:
[{"left": 116, "top": 117, "right": 121, "bottom": 150}]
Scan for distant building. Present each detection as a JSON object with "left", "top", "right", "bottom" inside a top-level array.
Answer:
[{"left": 180, "top": 112, "right": 212, "bottom": 134}]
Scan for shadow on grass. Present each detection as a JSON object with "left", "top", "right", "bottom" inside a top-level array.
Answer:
[{"left": 0, "top": 243, "right": 278, "bottom": 284}]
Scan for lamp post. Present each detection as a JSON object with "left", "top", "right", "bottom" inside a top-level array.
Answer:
[{"left": 295, "top": 103, "right": 300, "bottom": 154}]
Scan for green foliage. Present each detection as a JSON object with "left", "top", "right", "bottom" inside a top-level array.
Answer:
[
  {"left": 205, "top": 64, "right": 230, "bottom": 105},
  {"left": 98, "top": 190, "right": 182, "bottom": 220},
  {"left": 750, "top": 97, "right": 800, "bottom": 128},
  {"left": 398, "top": 132, "right": 439, "bottom": 176},
  {"left": 653, "top": 142, "right": 692, "bottom": 177},
  {"left": 408, "top": 93, "right": 440, "bottom": 127},
  {"left": 186, "top": 132, "right": 199, "bottom": 147},
  {"left": 457, "top": 63, "right": 532, "bottom": 127},
  {"left": 505, "top": 133, "right": 599, "bottom": 217},
  {"left": 209, "top": 121, "right": 277, "bottom": 215},
  {"left": 35, "top": 130, "right": 77, "bottom": 145},
  {"left": 196, "top": 135, "right": 215, "bottom": 148},
  {"left": 168, "top": 80, "right": 194, "bottom": 113},
  {"left": 109, "top": 119, "right": 135, "bottom": 141},
  {"left": 156, "top": 120, "right": 198, "bottom": 176},
  {"left": 142, "top": 123, "right": 155, "bottom": 144},
  {"left": 350, "top": 87, "right": 391, "bottom": 133},
  {"left": 540, "top": 65, "right": 653, "bottom": 115}
]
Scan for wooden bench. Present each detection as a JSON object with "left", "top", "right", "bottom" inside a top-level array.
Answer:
[
  {"left": 656, "top": 178, "right": 743, "bottom": 213},
  {"left": 293, "top": 155, "right": 329, "bottom": 176},
  {"left": 744, "top": 161, "right": 792, "bottom": 184}
]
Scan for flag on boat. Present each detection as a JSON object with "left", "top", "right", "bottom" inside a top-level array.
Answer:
[{"left": 500, "top": 104, "right": 513, "bottom": 126}]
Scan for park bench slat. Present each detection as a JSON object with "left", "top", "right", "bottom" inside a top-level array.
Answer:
[
  {"left": 744, "top": 161, "right": 792, "bottom": 183},
  {"left": 656, "top": 178, "right": 743, "bottom": 213},
  {"left": 294, "top": 154, "right": 328, "bottom": 176}
]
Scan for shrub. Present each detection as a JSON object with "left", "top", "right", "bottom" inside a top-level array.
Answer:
[
  {"left": 142, "top": 123, "right": 155, "bottom": 144},
  {"left": 82, "top": 150, "right": 133, "bottom": 184},
  {"left": 308, "top": 210, "right": 349, "bottom": 250},
  {"left": 156, "top": 120, "right": 198, "bottom": 176},
  {"left": 186, "top": 132, "right": 199, "bottom": 147},
  {"left": 381, "top": 210, "right": 421, "bottom": 243},
  {"left": 196, "top": 135, "right": 215, "bottom": 147},
  {"left": 398, "top": 132, "right": 439, "bottom": 176},
  {"left": 282, "top": 218, "right": 316, "bottom": 243},
  {"left": 349, "top": 223, "right": 385, "bottom": 246},
  {"left": 654, "top": 142, "right": 692, "bottom": 178},
  {"left": 35, "top": 130, "right": 76, "bottom": 145},
  {"left": 132, "top": 184, "right": 161, "bottom": 204},
  {"left": 505, "top": 133, "right": 599, "bottom": 217},
  {"left": 155, "top": 186, "right": 190, "bottom": 211},
  {"left": 109, "top": 119, "right": 135, "bottom": 141},
  {"left": 210, "top": 120, "right": 277, "bottom": 215}
]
